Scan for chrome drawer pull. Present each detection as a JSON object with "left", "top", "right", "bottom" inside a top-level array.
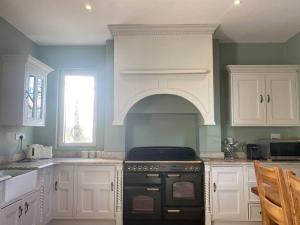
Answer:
[
  {"left": 167, "top": 174, "right": 181, "bottom": 177},
  {"left": 146, "top": 187, "right": 159, "bottom": 191},
  {"left": 146, "top": 174, "right": 159, "bottom": 177},
  {"left": 167, "top": 209, "right": 181, "bottom": 213}
]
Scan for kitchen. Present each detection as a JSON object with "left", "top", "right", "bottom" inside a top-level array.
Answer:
[{"left": 0, "top": 1, "right": 300, "bottom": 225}]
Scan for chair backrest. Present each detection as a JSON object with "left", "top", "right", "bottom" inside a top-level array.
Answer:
[
  {"left": 253, "top": 161, "right": 292, "bottom": 225},
  {"left": 285, "top": 170, "right": 300, "bottom": 225}
]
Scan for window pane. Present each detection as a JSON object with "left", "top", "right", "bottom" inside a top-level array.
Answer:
[
  {"left": 63, "top": 75, "right": 95, "bottom": 144},
  {"left": 26, "top": 75, "right": 35, "bottom": 119},
  {"left": 36, "top": 78, "right": 44, "bottom": 119}
]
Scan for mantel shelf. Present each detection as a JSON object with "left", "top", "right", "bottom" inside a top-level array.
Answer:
[{"left": 120, "top": 69, "right": 210, "bottom": 75}]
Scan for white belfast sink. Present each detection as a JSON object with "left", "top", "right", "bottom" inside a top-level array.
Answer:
[{"left": 0, "top": 169, "right": 37, "bottom": 202}]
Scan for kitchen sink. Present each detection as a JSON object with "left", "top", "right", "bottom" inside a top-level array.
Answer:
[{"left": 0, "top": 169, "right": 37, "bottom": 202}]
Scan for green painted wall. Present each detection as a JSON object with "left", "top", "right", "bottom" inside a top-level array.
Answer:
[
  {"left": 286, "top": 33, "right": 300, "bottom": 64},
  {"left": 33, "top": 46, "right": 106, "bottom": 150},
  {"left": 219, "top": 42, "right": 300, "bottom": 147},
  {"left": 33, "top": 37, "right": 300, "bottom": 154},
  {"left": 0, "top": 17, "right": 37, "bottom": 158},
  {"left": 1, "top": 14, "right": 300, "bottom": 157}
]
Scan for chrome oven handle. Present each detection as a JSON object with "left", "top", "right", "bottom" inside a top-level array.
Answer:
[
  {"left": 146, "top": 187, "right": 160, "bottom": 191},
  {"left": 146, "top": 174, "right": 159, "bottom": 177},
  {"left": 167, "top": 174, "right": 181, "bottom": 177},
  {"left": 167, "top": 209, "right": 182, "bottom": 213}
]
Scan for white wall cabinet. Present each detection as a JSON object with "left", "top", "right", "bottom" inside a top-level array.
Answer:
[
  {"left": 76, "top": 165, "right": 115, "bottom": 219},
  {"left": 53, "top": 165, "right": 74, "bottom": 218},
  {"left": 0, "top": 55, "right": 53, "bottom": 126},
  {"left": 211, "top": 166, "right": 246, "bottom": 221},
  {"left": 227, "top": 65, "right": 299, "bottom": 126},
  {"left": 0, "top": 191, "right": 39, "bottom": 225}
]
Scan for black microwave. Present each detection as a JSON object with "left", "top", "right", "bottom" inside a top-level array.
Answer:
[{"left": 259, "top": 139, "right": 300, "bottom": 161}]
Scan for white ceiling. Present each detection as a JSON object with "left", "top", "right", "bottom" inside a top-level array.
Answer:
[{"left": 0, "top": 0, "right": 300, "bottom": 45}]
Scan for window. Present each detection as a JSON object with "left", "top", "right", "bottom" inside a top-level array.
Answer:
[{"left": 59, "top": 70, "right": 97, "bottom": 146}]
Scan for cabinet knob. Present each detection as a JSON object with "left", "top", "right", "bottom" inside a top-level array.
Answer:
[{"left": 213, "top": 182, "right": 217, "bottom": 192}]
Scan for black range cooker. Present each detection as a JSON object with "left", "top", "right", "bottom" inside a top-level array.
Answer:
[{"left": 124, "top": 147, "right": 204, "bottom": 225}]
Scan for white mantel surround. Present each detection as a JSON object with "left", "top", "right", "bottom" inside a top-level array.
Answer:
[{"left": 108, "top": 24, "right": 218, "bottom": 125}]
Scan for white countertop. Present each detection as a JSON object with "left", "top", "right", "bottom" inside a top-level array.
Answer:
[
  {"left": 203, "top": 158, "right": 300, "bottom": 165},
  {"left": 0, "top": 158, "right": 123, "bottom": 170}
]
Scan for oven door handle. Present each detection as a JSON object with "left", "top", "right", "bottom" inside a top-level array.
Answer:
[
  {"left": 146, "top": 173, "right": 159, "bottom": 177},
  {"left": 167, "top": 209, "right": 182, "bottom": 213},
  {"left": 146, "top": 187, "right": 160, "bottom": 192},
  {"left": 167, "top": 174, "right": 181, "bottom": 177}
]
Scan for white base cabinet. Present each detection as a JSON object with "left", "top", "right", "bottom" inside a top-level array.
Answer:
[
  {"left": 76, "top": 165, "right": 115, "bottom": 219},
  {"left": 0, "top": 191, "right": 39, "bottom": 225},
  {"left": 52, "top": 164, "right": 122, "bottom": 224},
  {"left": 211, "top": 166, "right": 246, "bottom": 221},
  {"left": 0, "top": 162, "right": 123, "bottom": 225},
  {"left": 206, "top": 162, "right": 300, "bottom": 225},
  {"left": 53, "top": 165, "right": 74, "bottom": 218}
]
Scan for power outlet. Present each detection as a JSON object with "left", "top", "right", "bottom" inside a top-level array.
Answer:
[{"left": 15, "top": 133, "right": 25, "bottom": 140}]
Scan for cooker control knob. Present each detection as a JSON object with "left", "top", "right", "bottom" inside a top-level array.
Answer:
[
  {"left": 143, "top": 166, "right": 148, "bottom": 171},
  {"left": 127, "top": 166, "right": 131, "bottom": 171},
  {"left": 149, "top": 167, "right": 153, "bottom": 171},
  {"left": 138, "top": 166, "right": 142, "bottom": 171},
  {"left": 132, "top": 166, "right": 137, "bottom": 171},
  {"left": 195, "top": 166, "right": 200, "bottom": 171},
  {"left": 155, "top": 166, "right": 159, "bottom": 171},
  {"left": 184, "top": 167, "right": 188, "bottom": 171}
]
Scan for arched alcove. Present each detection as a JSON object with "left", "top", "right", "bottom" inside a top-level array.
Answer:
[
  {"left": 124, "top": 94, "right": 202, "bottom": 152},
  {"left": 113, "top": 89, "right": 215, "bottom": 126}
]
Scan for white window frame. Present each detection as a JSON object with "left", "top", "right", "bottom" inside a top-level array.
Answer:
[{"left": 58, "top": 69, "right": 97, "bottom": 147}]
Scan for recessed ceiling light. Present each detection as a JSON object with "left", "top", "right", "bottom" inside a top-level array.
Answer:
[
  {"left": 85, "top": 3, "right": 92, "bottom": 11},
  {"left": 234, "top": 0, "right": 241, "bottom": 5}
]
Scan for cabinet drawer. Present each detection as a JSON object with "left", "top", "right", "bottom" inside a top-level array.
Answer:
[
  {"left": 247, "top": 185, "right": 259, "bottom": 202},
  {"left": 247, "top": 166, "right": 256, "bottom": 183},
  {"left": 248, "top": 204, "right": 262, "bottom": 221}
]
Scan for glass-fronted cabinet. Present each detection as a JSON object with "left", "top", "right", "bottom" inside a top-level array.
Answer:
[
  {"left": 24, "top": 73, "right": 47, "bottom": 125},
  {"left": 0, "top": 55, "right": 53, "bottom": 126}
]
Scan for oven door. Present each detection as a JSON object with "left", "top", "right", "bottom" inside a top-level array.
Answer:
[
  {"left": 165, "top": 173, "right": 203, "bottom": 206},
  {"left": 124, "top": 186, "right": 162, "bottom": 219}
]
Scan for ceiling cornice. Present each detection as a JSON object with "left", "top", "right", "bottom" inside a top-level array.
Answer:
[{"left": 108, "top": 24, "right": 219, "bottom": 36}]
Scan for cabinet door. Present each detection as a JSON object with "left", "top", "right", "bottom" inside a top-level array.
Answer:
[
  {"left": 42, "top": 167, "right": 53, "bottom": 224},
  {"left": 266, "top": 74, "right": 299, "bottom": 125},
  {"left": 23, "top": 71, "right": 47, "bottom": 126},
  {"left": 0, "top": 200, "right": 22, "bottom": 225},
  {"left": 231, "top": 75, "right": 266, "bottom": 125},
  {"left": 21, "top": 192, "right": 39, "bottom": 225},
  {"left": 211, "top": 166, "right": 246, "bottom": 220},
  {"left": 76, "top": 165, "right": 115, "bottom": 219},
  {"left": 53, "top": 165, "right": 74, "bottom": 218}
]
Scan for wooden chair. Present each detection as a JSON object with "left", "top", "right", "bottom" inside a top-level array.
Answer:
[
  {"left": 285, "top": 170, "right": 300, "bottom": 225},
  {"left": 253, "top": 161, "right": 292, "bottom": 225}
]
